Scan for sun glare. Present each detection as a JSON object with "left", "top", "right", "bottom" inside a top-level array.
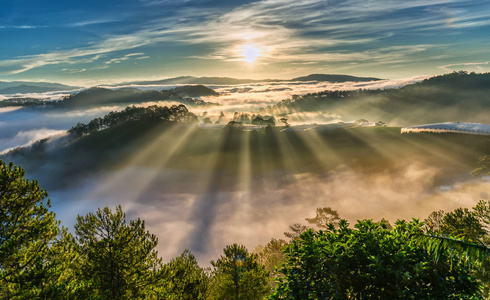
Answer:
[{"left": 242, "top": 44, "right": 261, "bottom": 64}]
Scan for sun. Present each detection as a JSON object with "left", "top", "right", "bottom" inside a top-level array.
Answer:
[{"left": 242, "top": 44, "right": 261, "bottom": 64}]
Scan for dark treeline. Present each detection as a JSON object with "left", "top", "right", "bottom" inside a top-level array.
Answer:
[
  {"left": 68, "top": 104, "right": 198, "bottom": 137},
  {"left": 1, "top": 159, "right": 490, "bottom": 299}
]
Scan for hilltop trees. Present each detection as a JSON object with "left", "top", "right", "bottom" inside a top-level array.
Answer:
[{"left": 68, "top": 104, "right": 198, "bottom": 137}]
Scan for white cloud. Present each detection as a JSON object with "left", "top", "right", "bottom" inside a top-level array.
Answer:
[
  {"left": 0, "top": 25, "right": 48, "bottom": 29},
  {"left": 438, "top": 61, "right": 489, "bottom": 72},
  {"left": 62, "top": 68, "right": 87, "bottom": 73},
  {"left": 0, "top": 128, "right": 66, "bottom": 154}
]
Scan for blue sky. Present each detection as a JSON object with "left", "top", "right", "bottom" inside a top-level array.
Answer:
[{"left": 1, "top": 0, "right": 490, "bottom": 84}]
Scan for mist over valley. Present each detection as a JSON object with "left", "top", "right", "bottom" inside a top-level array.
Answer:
[{"left": 1, "top": 72, "right": 489, "bottom": 263}]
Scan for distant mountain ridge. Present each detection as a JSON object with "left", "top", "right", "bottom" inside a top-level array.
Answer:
[
  {"left": 115, "top": 74, "right": 383, "bottom": 86},
  {"left": 0, "top": 81, "right": 78, "bottom": 94},
  {"left": 0, "top": 74, "right": 382, "bottom": 94},
  {"left": 290, "top": 74, "right": 381, "bottom": 82},
  {"left": 58, "top": 85, "right": 217, "bottom": 108},
  {"left": 0, "top": 85, "right": 217, "bottom": 108}
]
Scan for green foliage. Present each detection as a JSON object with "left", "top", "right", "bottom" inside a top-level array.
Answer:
[
  {"left": 0, "top": 160, "right": 64, "bottom": 299},
  {"left": 424, "top": 210, "right": 445, "bottom": 232},
  {"left": 414, "top": 234, "right": 490, "bottom": 268},
  {"left": 440, "top": 208, "right": 486, "bottom": 243},
  {"left": 73, "top": 205, "right": 163, "bottom": 299},
  {"left": 423, "top": 202, "right": 490, "bottom": 297},
  {"left": 209, "top": 244, "right": 270, "bottom": 300},
  {"left": 473, "top": 200, "right": 490, "bottom": 234},
  {"left": 271, "top": 219, "right": 480, "bottom": 299},
  {"left": 161, "top": 249, "right": 209, "bottom": 300}
]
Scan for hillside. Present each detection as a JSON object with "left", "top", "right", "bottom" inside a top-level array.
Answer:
[
  {"left": 58, "top": 86, "right": 217, "bottom": 108},
  {"left": 117, "top": 73, "right": 384, "bottom": 86},
  {"left": 0, "top": 81, "right": 77, "bottom": 94},
  {"left": 3, "top": 112, "right": 489, "bottom": 191},
  {"left": 260, "top": 71, "right": 490, "bottom": 125},
  {"left": 171, "top": 85, "right": 220, "bottom": 97},
  {"left": 291, "top": 74, "right": 381, "bottom": 82},
  {"left": 2, "top": 104, "right": 199, "bottom": 188},
  {"left": 0, "top": 85, "right": 217, "bottom": 108}
]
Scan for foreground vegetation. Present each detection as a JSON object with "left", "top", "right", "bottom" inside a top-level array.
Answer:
[{"left": 1, "top": 159, "right": 490, "bottom": 299}]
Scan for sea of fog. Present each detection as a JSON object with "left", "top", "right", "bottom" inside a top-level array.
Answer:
[
  {"left": 0, "top": 76, "right": 426, "bottom": 153},
  {"left": 3, "top": 76, "right": 489, "bottom": 264}
]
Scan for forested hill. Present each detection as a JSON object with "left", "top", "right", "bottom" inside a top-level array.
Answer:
[
  {"left": 0, "top": 81, "right": 77, "bottom": 94},
  {"left": 414, "top": 71, "right": 490, "bottom": 89},
  {"left": 291, "top": 74, "right": 381, "bottom": 82},
  {"left": 260, "top": 71, "right": 490, "bottom": 125},
  {"left": 2, "top": 104, "right": 199, "bottom": 188},
  {"left": 3, "top": 107, "right": 490, "bottom": 192},
  {"left": 58, "top": 85, "right": 217, "bottom": 107},
  {"left": 0, "top": 85, "right": 218, "bottom": 108},
  {"left": 117, "top": 73, "right": 382, "bottom": 85}
]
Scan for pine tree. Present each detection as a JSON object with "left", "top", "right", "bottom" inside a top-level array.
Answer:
[
  {"left": 0, "top": 160, "right": 61, "bottom": 298},
  {"left": 73, "top": 205, "right": 163, "bottom": 299}
]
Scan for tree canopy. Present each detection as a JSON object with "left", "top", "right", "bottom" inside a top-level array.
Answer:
[
  {"left": 209, "top": 244, "right": 270, "bottom": 300},
  {"left": 271, "top": 219, "right": 480, "bottom": 299},
  {"left": 73, "top": 205, "right": 163, "bottom": 299},
  {"left": 0, "top": 160, "right": 63, "bottom": 298},
  {"left": 68, "top": 104, "right": 198, "bottom": 137}
]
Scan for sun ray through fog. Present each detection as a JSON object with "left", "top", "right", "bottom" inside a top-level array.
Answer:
[{"left": 85, "top": 123, "right": 198, "bottom": 204}]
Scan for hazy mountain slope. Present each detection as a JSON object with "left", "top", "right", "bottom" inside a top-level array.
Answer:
[
  {"left": 117, "top": 74, "right": 383, "bottom": 86},
  {"left": 58, "top": 86, "right": 216, "bottom": 108},
  {"left": 171, "top": 85, "right": 220, "bottom": 97},
  {"left": 3, "top": 109, "right": 489, "bottom": 191},
  {"left": 291, "top": 74, "right": 381, "bottom": 82},
  {"left": 261, "top": 72, "right": 490, "bottom": 125},
  {"left": 0, "top": 81, "right": 78, "bottom": 93}
]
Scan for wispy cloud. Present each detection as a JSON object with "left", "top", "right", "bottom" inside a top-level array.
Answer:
[
  {"left": 68, "top": 18, "right": 118, "bottom": 27},
  {"left": 0, "top": 33, "right": 154, "bottom": 75},
  {"left": 170, "top": 0, "right": 490, "bottom": 67},
  {"left": 0, "top": 0, "right": 489, "bottom": 77},
  {"left": 105, "top": 53, "right": 147, "bottom": 64},
  {"left": 0, "top": 25, "right": 48, "bottom": 29},
  {"left": 438, "top": 61, "right": 490, "bottom": 72},
  {"left": 62, "top": 68, "right": 87, "bottom": 73},
  {"left": 139, "top": 0, "right": 190, "bottom": 5}
]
